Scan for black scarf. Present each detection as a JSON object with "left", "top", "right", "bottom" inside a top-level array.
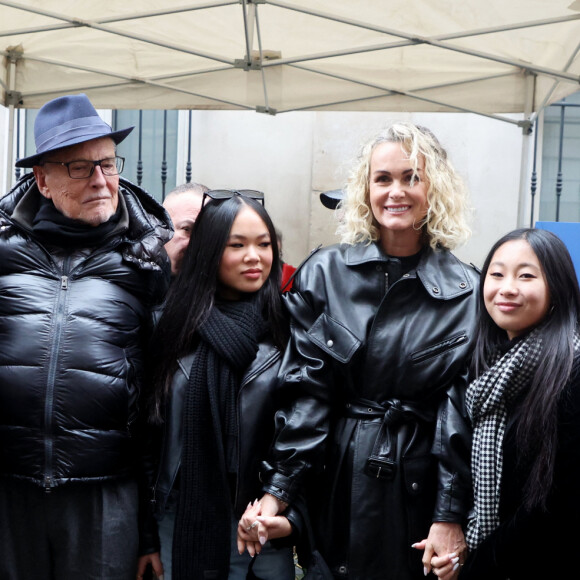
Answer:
[
  {"left": 32, "top": 195, "right": 122, "bottom": 247},
  {"left": 172, "top": 296, "right": 265, "bottom": 580}
]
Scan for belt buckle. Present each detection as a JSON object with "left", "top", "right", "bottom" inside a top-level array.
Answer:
[{"left": 365, "top": 456, "right": 396, "bottom": 480}]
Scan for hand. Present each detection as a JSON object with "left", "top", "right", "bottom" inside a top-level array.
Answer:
[
  {"left": 255, "top": 514, "right": 292, "bottom": 540},
  {"left": 430, "top": 551, "right": 464, "bottom": 579},
  {"left": 412, "top": 522, "right": 466, "bottom": 579},
  {"left": 258, "top": 492, "right": 288, "bottom": 517},
  {"left": 237, "top": 499, "right": 263, "bottom": 557},
  {"left": 237, "top": 494, "right": 290, "bottom": 556},
  {"left": 136, "top": 552, "right": 164, "bottom": 580}
]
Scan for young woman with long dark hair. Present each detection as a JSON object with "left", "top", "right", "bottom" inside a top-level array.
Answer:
[
  {"left": 432, "top": 228, "right": 580, "bottom": 579},
  {"left": 137, "top": 191, "right": 295, "bottom": 580}
]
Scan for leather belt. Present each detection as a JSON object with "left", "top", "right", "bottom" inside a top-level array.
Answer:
[{"left": 345, "top": 398, "right": 435, "bottom": 480}]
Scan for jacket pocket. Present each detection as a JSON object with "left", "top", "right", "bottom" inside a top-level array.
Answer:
[
  {"left": 306, "top": 313, "right": 362, "bottom": 364},
  {"left": 410, "top": 332, "right": 468, "bottom": 364}
]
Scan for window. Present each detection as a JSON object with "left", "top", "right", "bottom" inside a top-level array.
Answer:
[
  {"left": 540, "top": 92, "right": 580, "bottom": 222},
  {"left": 114, "top": 110, "right": 178, "bottom": 202}
]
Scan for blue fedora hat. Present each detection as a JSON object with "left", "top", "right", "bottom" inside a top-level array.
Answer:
[{"left": 15, "top": 93, "right": 134, "bottom": 168}]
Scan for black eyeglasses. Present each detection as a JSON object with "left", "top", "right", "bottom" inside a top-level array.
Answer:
[
  {"left": 41, "top": 156, "right": 125, "bottom": 179},
  {"left": 202, "top": 189, "right": 265, "bottom": 207}
]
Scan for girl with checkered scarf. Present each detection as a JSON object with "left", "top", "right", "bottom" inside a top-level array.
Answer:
[{"left": 432, "top": 228, "right": 580, "bottom": 579}]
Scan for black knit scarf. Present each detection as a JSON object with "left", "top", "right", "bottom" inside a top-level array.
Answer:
[
  {"left": 32, "top": 195, "right": 122, "bottom": 247},
  {"left": 172, "top": 296, "right": 265, "bottom": 580}
]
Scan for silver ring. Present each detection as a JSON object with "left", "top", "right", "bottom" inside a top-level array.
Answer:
[{"left": 245, "top": 521, "right": 259, "bottom": 531}]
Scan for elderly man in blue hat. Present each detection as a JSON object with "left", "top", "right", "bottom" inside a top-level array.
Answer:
[{"left": 0, "top": 94, "right": 171, "bottom": 579}]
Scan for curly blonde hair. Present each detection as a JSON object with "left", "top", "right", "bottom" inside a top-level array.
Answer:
[{"left": 337, "top": 123, "right": 471, "bottom": 251}]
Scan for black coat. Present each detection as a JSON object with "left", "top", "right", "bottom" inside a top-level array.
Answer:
[
  {"left": 0, "top": 174, "right": 171, "bottom": 488},
  {"left": 143, "top": 334, "right": 308, "bottom": 555},
  {"left": 261, "top": 242, "right": 479, "bottom": 580},
  {"left": 459, "top": 359, "right": 580, "bottom": 580},
  {"left": 152, "top": 338, "right": 292, "bottom": 520}
]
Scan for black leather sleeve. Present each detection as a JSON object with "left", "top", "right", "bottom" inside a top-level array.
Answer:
[
  {"left": 260, "top": 290, "right": 341, "bottom": 504},
  {"left": 431, "top": 365, "right": 473, "bottom": 524}
]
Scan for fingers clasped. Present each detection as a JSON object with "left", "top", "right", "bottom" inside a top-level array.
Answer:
[{"left": 429, "top": 552, "right": 465, "bottom": 579}]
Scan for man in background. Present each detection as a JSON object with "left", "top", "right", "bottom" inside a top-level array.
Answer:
[{"left": 163, "top": 182, "right": 209, "bottom": 276}]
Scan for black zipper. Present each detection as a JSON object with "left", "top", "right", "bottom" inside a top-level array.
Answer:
[{"left": 43, "top": 263, "right": 71, "bottom": 491}]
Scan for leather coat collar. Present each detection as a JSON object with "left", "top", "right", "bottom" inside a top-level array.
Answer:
[{"left": 344, "top": 242, "right": 476, "bottom": 300}]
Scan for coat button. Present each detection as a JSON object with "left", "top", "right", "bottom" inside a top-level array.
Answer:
[
  {"left": 432, "top": 286, "right": 440, "bottom": 294},
  {"left": 403, "top": 273, "right": 410, "bottom": 278},
  {"left": 338, "top": 565, "right": 348, "bottom": 574},
  {"left": 375, "top": 265, "right": 382, "bottom": 271},
  {"left": 412, "top": 482, "right": 419, "bottom": 491},
  {"left": 459, "top": 281, "right": 467, "bottom": 289},
  {"left": 327, "top": 339, "right": 334, "bottom": 348}
]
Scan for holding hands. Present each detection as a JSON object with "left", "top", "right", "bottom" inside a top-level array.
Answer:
[
  {"left": 412, "top": 522, "right": 467, "bottom": 579},
  {"left": 237, "top": 494, "right": 292, "bottom": 557}
]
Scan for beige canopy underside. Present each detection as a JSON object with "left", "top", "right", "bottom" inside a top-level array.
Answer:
[{"left": 1, "top": 0, "right": 580, "bottom": 128}]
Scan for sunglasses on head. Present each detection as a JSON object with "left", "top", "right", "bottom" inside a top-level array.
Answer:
[{"left": 202, "top": 189, "right": 265, "bottom": 207}]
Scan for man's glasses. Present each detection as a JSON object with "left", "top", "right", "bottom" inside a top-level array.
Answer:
[
  {"left": 41, "top": 156, "right": 125, "bottom": 179},
  {"left": 202, "top": 189, "right": 265, "bottom": 207}
]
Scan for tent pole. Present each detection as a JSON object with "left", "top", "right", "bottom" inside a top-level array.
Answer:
[
  {"left": 5, "top": 49, "right": 21, "bottom": 194},
  {"left": 517, "top": 73, "right": 536, "bottom": 227},
  {"left": 5, "top": 105, "right": 13, "bottom": 193},
  {"left": 241, "top": 0, "right": 256, "bottom": 64}
]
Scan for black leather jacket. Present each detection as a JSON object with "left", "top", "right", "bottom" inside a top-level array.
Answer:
[
  {"left": 261, "top": 242, "right": 479, "bottom": 580},
  {"left": 0, "top": 174, "right": 171, "bottom": 489},
  {"left": 153, "top": 337, "right": 297, "bottom": 520}
]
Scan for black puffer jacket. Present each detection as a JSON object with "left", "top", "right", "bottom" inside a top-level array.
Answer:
[
  {"left": 261, "top": 242, "right": 479, "bottom": 580},
  {"left": 0, "top": 174, "right": 171, "bottom": 489}
]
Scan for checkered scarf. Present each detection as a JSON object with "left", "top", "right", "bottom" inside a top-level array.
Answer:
[{"left": 465, "top": 326, "right": 543, "bottom": 549}]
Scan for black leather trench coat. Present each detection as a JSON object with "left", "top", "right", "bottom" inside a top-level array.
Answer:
[{"left": 261, "top": 242, "right": 479, "bottom": 580}]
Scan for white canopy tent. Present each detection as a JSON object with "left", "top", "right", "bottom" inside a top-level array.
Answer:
[
  {"left": 2, "top": 0, "right": 580, "bottom": 114},
  {"left": 2, "top": 0, "right": 580, "bottom": 198}
]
